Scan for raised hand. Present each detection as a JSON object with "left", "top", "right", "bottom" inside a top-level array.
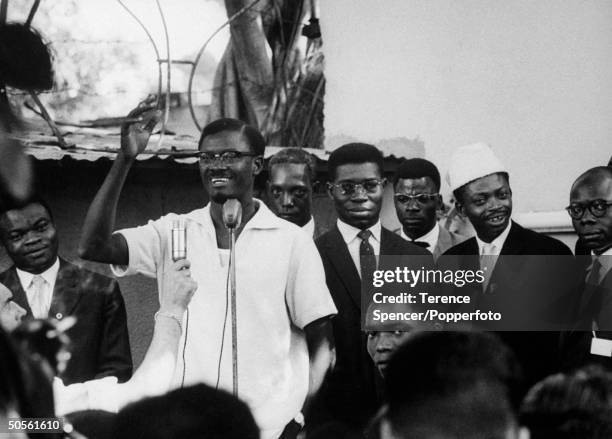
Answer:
[{"left": 120, "top": 97, "right": 162, "bottom": 160}]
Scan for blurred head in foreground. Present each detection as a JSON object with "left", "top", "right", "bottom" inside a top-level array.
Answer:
[
  {"left": 115, "top": 383, "right": 259, "bottom": 439},
  {"left": 521, "top": 366, "right": 612, "bottom": 439},
  {"left": 380, "top": 331, "right": 527, "bottom": 439}
]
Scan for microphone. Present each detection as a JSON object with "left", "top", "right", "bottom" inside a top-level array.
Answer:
[
  {"left": 222, "top": 199, "right": 242, "bottom": 229},
  {"left": 171, "top": 218, "right": 186, "bottom": 261}
]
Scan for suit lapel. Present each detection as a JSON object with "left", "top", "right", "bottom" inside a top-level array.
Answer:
[
  {"left": 2, "top": 267, "right": 33, "bottom": 316},
  {"left": 324, "top": 226, "right": 362, "bottom": 309},
  {"left": 380, "top": 227, "right": 405, "bottom": 255},
  {"left": 434, "top": 227, "right": 453, "bottom": 260},
  {"left": 49, "top": 259, "right": 83, "bottom": 318}
]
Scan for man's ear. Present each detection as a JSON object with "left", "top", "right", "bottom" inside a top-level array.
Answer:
[
  {"left": 326, "top": 183, "right": 334, "bottom": 200},
  {"left": 455, "top": 200, "right": 466, "bottom": 217},
  {"left": 252, "top": 156, "right": 264, "bottom": 175},
  {"left": 436, "top": 194, "right": 444, "bottom": 211}
]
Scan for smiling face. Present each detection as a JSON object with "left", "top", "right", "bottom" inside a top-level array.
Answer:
[
  {"left": 0, "top": 203, "right": 58, "bottom": 274},
  {"left": 457, "top": 173, "right": 512, "bottom": 243},
  {"left": 570, "top": 172, "right": 612, "bottom": 252},
  {"left": 198, "top": 130, "right": 263, "bottom": 205},
  {"left": 394, "top": 177, "right": 441, "bottom": 240},
  {"left": 329, "top": 162, "right": 384, "bottom": 230},
  {"left": 267, "top": 163, "right": 313, "bottom": 227}
]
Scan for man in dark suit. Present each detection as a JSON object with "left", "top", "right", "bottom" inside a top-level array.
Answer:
[
  {"left": 392, "top": 158, "right": 467, "bottom": 260},
  {"left": 313, "top": 143, "right": 430, "bottom": 430},
  {"left": 266, "top": 147, "right": 326, "bottom": 238},
  {"left": 442, "top": 142, "right": 574, "bottom": 387},
  {"left": 0, "top": 198, "right": 132, "bottom": 385},
  {"left": 562, "top": 166, "right": 612, "bottom": 370}
]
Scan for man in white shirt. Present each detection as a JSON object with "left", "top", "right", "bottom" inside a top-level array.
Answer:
[
  {"left": 267, "top": 147, "right": 323, "bottom": 238},
  {"left": 0, "top": 199, "right": 132, "bottom": 385},
  {"left": 392, "top": 158, "right": 466, "bottom": 260},
  {"left": 78, "top": 116, "right": 337, "bottom": 439}
]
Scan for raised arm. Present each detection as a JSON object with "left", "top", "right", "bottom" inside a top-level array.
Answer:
[{"left": 78, "top": 105, "right": 160, "bottom": 265}]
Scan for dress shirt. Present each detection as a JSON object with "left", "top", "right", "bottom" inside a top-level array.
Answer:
[
  {"left": 476, "top": 222, "right": 512, "bottom": 257},
  {"left": 112, "top": 200, "right": 336, "bottom": 439},
  {"left": 399, "top": 223, "right": 440, "bottom": 249},
  {"left": 16, "top": 258, "right": 59, "bottom": 318},
  {"left": 302, "top": 217, "right": 315, "bottom": 237},
  {"left": 337, "top": 219, "right": 381, "bottom": 278}
]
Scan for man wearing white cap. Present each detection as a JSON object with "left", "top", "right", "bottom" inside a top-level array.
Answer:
[{"left": 442, "top": 142, "right": 575, "bottom": 386}]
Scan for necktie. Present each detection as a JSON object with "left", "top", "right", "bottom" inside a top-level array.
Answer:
[
  {"left": 412, "top": 241, "right": 430, "bottom": 248},
  {"left": 586, "top": 257, "right": 602, "bottom": 286},
  {"left": 480, "top": 243, "right": 497, "bottom": 292},
  {"left": 30, "top": 275, "right": 48, "bottom": 318},
  {"left": 358, "top": 229, "right": 377, "bottom": 283}
]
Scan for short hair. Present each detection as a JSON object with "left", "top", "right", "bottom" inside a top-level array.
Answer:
[
  {"left": 199, "top": 118, "right": 266, "bottom": 156},
  {"left": 453, "top": 172, "right": 510, "bottom": 204},
  {"left": 114, "top": 384, "right": 259, "bottom": 439},
  {"left": 268, "top": 147, "right": 317, "bottom": 183},
  {"left": 572, "top": 166, "right": 612, "bottom": 193},
  {"left": 521, "top": 366, "right": 612, "bottom": 439},
  {"left": 327, "top": 143, "right": 384, "bottom": 181},
  {"left": 0, "top": 195, "right": 54, "bottom": 223},
  {"left": 384, "top": 331, "right": 524, "bottom": 438},
  {"left": 393, "top": 158, "right": 441, "bottom": 191}
]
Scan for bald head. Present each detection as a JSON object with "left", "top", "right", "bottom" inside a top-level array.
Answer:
[
  {"left": 571, "top": 166, "right": 612, "bottom": 193},
  {"left": 569, "top": 166, "right": 612, "bottom": 253}
]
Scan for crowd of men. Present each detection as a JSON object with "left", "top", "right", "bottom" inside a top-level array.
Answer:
[{"left": 1, "top": 109, "right": 612, "bottom": 439}]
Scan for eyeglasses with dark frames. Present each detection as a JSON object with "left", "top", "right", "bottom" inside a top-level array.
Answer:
[
  {"left": 328, "top": 179, "right": 385, "bottom": 196},
  {"left": 394, "top": 193, "right": 439, "bottom": 205},
  {"left": 198, "top": 151, "right": 257, "bottom": 164},
  {"left": 566, "top": 199, "right": 612, "bottom": 219}
]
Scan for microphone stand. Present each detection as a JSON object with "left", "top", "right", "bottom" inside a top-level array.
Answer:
[
  {"left": 228, "top": 225, "right": 238, "bottom": 397},
  {"left": 223, "top": 198, "right": 241, "bottom": 398}
]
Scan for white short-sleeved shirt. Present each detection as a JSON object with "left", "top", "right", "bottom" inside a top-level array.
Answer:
[{"left": 111, "top": 200, "right": 336, "bottom": 438}]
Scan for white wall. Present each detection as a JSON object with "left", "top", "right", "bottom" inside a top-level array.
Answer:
[{"left": 321, "top": 0, "right": 612, "bottom": 213}]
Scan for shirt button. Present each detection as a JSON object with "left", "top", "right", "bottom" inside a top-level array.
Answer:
[{"left": 56, "top": 313, "right": 63, "bottom": 319}]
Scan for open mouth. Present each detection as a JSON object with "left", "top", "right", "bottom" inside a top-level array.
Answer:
[
  {"left": 486, "top": 214, "right": 507, "bottom": 226},
  {"left": 210, "top": 177, "right": 231, "bottom": 187}
]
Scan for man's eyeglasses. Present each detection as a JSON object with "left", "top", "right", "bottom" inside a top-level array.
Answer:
[
  {"left": 566, "top": 200, "right": 612, "bottom": 219},
  {"left": 328, "top": 179, "right": 385, "bottom": 196},
  {"left": 198, "top": 151, "right": 257, "bottom": 164},
  {"left": 394, "top": 193, "right": 439, "bottom": 205}
]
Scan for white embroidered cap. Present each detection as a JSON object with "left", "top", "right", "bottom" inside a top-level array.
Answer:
[{"left": 447, "top": 142, "right": 507, "bottom": 193}]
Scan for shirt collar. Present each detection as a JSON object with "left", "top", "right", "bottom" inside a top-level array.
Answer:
[
  {"left": 16, "top": 257, "right": 60, "bottom": 288},
  {"left": 302, "top": 217, "right": 315, "bottom": 236},
  {"left": 593, "top": 246, "right": 612, "bottom": 278},
  {"left": 337, "top": 219, "right": 382, "bottom": 245},
  {"left": 476, "top": 221, "right": 512, "bottom": 255},
  {"left": 400, "top": 223, "right": 440, "bottom": 249},
  {"left": 190, "top": 198, "right": 284, "bottom": 231}
]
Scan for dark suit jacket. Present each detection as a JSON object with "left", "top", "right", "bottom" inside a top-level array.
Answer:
[
  {"left": 0, "top": 259, "right": 132, "bottom": 385},
  {"left": 442, "top": 221, "right": 575, "bottom": 387},
  {"left": 561, "top": 256, "right": 612, "bottom": 371},
  {"left": 313, "top": 225, "right": 432, "bottom": 428}
]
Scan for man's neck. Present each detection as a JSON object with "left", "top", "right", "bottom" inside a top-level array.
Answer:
[
  {"left": 210, "top": 197, "right": 258, "bottom": 228},
  {"left": 402, "top": 223, "right": 436, "bottom": 241}
]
